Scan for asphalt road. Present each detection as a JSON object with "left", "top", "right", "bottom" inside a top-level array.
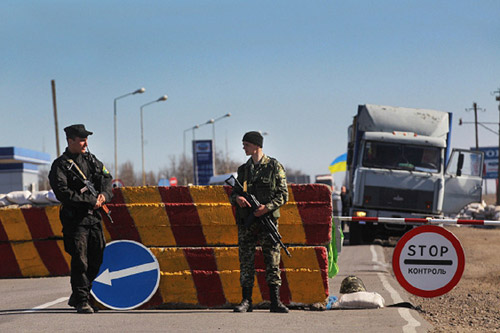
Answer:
[{"left": 0, "top": 242, "right": 433, "bottom": 333}]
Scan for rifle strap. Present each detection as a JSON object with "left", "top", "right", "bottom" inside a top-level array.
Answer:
[
  {"left": 244, "top": 165, "right": 248, "bottom": 192},
  {"left": 67, "top": 159, "right": 88, "bottom": 181}
]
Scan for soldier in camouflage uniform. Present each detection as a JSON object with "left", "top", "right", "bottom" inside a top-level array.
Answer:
[{"left": 230, "top": 131, "right": 289, "bottom": 313}]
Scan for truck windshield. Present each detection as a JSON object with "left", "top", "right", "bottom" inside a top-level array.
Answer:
[{"left": 362, "top": 141, "right": 441, "bottom": 173}]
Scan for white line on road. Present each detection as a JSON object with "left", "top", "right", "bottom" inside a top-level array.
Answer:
[
  {"left": 22, "top": 297, "right": 69, "bottom": 313},
  {"left": 370, "top": 245, "right": 421, "bottom": 333}
]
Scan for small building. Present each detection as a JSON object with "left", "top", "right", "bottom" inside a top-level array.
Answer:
[{"left": 0, "top": 147, "right": 51, "bottom": 193}]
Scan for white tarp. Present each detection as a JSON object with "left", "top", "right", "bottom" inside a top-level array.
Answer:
[{"left": 357, "top": 104, "right": 449, "bottom": 139}]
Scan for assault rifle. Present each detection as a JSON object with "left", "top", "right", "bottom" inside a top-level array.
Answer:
[
  {"left": 225, "top": 175, "right": 291, "bottom": 257},
  {"left": 67, "top": 161, "right": 114, "bottom": 224}
]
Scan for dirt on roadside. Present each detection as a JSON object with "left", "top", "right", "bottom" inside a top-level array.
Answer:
[{"left": 384, "top": 226, "right": 500, "bottom": 332}]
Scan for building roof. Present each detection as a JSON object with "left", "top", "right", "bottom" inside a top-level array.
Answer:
[{"left": 0, "top": 147, "right": 50, "bottom": 165}]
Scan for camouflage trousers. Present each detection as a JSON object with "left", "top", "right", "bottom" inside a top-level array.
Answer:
[{"left": 237, "top": 220, "right": 281, "bottom": 289}]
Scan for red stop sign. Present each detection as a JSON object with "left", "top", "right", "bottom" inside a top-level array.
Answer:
[{"left": 169, "top": 177, "right": 178, "bottom": 186}]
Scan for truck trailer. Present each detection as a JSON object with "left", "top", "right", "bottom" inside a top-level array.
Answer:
[{"left": 346, "top": 104, "right": 483, "bottom": 244}]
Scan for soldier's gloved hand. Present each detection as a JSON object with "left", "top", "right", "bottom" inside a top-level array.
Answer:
[{"left": 236, "top": 196, "right": 251, "bottom": 208}]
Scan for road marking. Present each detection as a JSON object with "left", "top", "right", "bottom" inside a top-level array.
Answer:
[
  {"left": 94, "top": 262, "right": 158, "bottom": 286},
  {"left": 370, "top": 245, "right": 421, "bottom": 333},
  {"left": 23, "top": 297, "right": 69, "bottom": 313}
]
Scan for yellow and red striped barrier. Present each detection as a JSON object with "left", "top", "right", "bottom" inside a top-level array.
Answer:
[
  {"left": 0, "top": 239, "right": 71, "bottom": 278},
  {"left": 0, "top": 185, "right": 332, "bottom": 307},
  {"left": 0, "top": 185, "right": 332, "bottom": 246},
  {"left": 141, "top": 246, "right": 328, "bottom": 308},
  {"left": 102, "top": 185, "right": 332, "bottom": 247}
]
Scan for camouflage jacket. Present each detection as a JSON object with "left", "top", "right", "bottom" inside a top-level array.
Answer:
[{"left": 230, "top": 155, "right": 288, "bottom": 221}]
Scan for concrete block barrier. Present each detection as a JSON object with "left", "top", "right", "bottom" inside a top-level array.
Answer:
[
  {"left": 0, "top": 206, "right": 61, "bottom": 242},
  {"left": 143, "top": 246, "right": 328, "bottom": 308},
  {"left": 0, "top": 239, "right": 70, "bottom": 277},
  {"left": 102, "top": 185, "right": 332, "bottom": 247},
  {"left": 0, "top": 185, "right": 332, "bottom": 308}
]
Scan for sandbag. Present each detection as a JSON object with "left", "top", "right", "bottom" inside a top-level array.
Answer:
[
  {"left": 0, "top": 194, "right": 10, "bottom": 207},
  {"left": 331, "top": 291, "right": 385, "bottom": 309},
  {"left": 29, "top": 191, "right": 52, "bottom": 204},
  {"left": 6, "top": 191, "right": 32, "bottom": 205},
  {"left": 46, "top": 190, "right": 60, "bottom": 203}
]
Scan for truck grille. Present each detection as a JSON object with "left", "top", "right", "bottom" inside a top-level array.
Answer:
[{"left": 362, "top": 186, "right": 434, "bottom": 213}]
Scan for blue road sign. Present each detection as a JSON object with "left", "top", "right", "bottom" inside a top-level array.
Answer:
[
  {"left": 192, "top": 139, "right": 214, "bottom": 185},
  {"left": 91, "top": 240, "right": 160, "bottom": 310},
  {"left": 476, "top": 146, "right": 499, "bottom": 179}
]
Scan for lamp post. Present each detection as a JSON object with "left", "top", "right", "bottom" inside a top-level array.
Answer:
[
  {"left": 183, "top": 125, "right": 199, "bottom": 158},
  {"left": 114, "top": 87, "right": 145, "bottom": 178},
  {"left": 209, "top": 113, "right": 231, "bottom": 175},
  {"left": 140, "top": 95, "right": 168, "bottom": 186}
]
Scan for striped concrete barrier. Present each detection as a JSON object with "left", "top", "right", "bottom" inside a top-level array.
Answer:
[
  {"left": 0, "top": 185, "right": 332, "bottom": 307},
  {"left": 0, "top": 239, "right": 71, "bottom": 278},
  {"left": 147, "top": 246, "right": 328, "bottom": 308},
  {"left": 102, "top": 185, "right": 332, "bottom": 246},
  {"left": 0, "top": 206, "right": 62, "bottom": 242},
  {"left": 0, "top": 185, "right": 332, "bottom": 246}
]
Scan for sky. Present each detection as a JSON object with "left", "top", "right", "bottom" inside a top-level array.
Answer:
[{"left": 1, "top": 1, "right": 500, "bottom": 184}]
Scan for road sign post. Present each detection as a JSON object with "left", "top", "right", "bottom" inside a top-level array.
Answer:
[
  {"left": 91, "top": 240, "right": 160, "bottom": 310},
  {"left": 392, "top": 225, "right": 465, "bottom": 298}
]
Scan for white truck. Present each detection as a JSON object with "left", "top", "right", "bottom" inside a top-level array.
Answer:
[{"left": 346, "top": 104, "right": 484, "bottom": 244}]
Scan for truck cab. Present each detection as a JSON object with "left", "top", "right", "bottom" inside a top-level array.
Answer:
[{"left": 347, "top": 104, "right": 483, "bottom": 244}]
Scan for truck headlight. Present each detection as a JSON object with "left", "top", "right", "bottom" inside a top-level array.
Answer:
[{"left": 354, "top": 211, "right": 367, "bottom": 217}]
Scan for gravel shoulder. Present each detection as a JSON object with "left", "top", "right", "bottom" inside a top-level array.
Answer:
[{"left": 383, "top": 226, "right": 500, "bottom": 332}]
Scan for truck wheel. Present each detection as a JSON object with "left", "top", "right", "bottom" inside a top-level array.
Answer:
[{"left": 349, "top": 221, "right": 363, "bottom": 245}]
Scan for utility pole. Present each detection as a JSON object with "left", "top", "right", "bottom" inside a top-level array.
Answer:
[
  {"left": 51, "top": 80, "right": 60, "bottom": 157},
  {"left": 494, "top": 88, "right": 500, "bottom": 205},
  {"left": 465, "top": 102, "right": 484, "bottom": 150}
]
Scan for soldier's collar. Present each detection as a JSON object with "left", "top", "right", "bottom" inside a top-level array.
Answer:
[
  {"left": 247, "top": 154, "right": 269, "bottom": 166},
  {"left": 64, "top": 148, "right": 82, "bottom": 159}
]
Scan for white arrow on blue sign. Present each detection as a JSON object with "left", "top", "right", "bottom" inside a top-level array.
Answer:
[{"left": 91, "top": 240, "right": 160, "bottom": 310}]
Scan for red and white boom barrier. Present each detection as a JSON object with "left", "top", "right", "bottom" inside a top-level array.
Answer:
[{"left": 336, "top": 216, "right": 500, "bottom": 226}]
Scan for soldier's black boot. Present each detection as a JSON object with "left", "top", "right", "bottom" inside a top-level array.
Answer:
[
  {"left": 269, "top": 285, "right": 289, "bottom": 313},
  {"left": 234, "top": 286, "right": 253, "bottom": 312}
]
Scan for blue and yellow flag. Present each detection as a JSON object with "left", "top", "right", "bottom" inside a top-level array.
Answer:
[{"left": 328, "top": 153, "right": 347, "bottom": 173}]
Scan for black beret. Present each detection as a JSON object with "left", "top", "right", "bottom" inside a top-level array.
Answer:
[
  {"left": 64, "top": 124, "right": 93, "bottom": 138},
  {"left": 242, "top": 131, "right": 263, "bottom": 148}
]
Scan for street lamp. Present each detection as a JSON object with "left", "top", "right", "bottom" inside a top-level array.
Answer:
[
  {"left": 114, "top": 87, "right": 146, "bottom": 178},
  {"left": 208, "top": 113, "right": 231, "bottom": 175},
  {"left": 140, "top": 95, "right": 168, "bottom": 186}
]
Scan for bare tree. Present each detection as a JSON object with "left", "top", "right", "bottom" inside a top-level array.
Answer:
[
  {"left": 144, "top": 171, "right": 157, "bottom": 186},
  {"left": 38, "top": 166, "right": 51, "bottom": 190},
  {"left": 167, "top": 154, "right": 194, "bottom": 185},
  {"left": 215, "top": 150, "right": 240, "bottom": 175},
  {"left": 119, "top": 161, "right": 138, "bottom": 186}
]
